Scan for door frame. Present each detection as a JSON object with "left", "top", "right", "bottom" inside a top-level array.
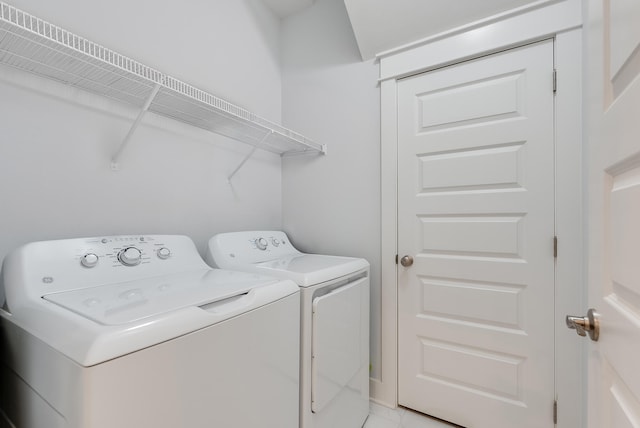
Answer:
[{"left": 374, "top": 1, "right": 584, "bottom": 426}]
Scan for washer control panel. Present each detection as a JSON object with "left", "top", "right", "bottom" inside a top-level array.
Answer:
[
  {"left": 75, "top": 236, "right": 175, "bottom": 269},
  {"left": 80, "top": 237, "right": 179, "bottom": 268},
  {"left": 6, "top": 235, "right": 208, "bottom": 298}
]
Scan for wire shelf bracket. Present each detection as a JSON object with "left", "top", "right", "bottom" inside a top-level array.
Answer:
[
  {"left": 227, "top": 130, "right": 273, "bottom": 182},
  {"left": 110, "top": 83, "right": 162, "bottom": 171}
]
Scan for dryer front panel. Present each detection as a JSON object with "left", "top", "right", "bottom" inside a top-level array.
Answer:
[{"left": 311, "top": 276, "right": 369, "bottom": 414}]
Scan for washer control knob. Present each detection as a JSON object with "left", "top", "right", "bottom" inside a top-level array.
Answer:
[
  {"left": 256, "top": 237, "right": 268, "bottom": 250},
  {"left": 271, "top": 238, "right": 280, "bottom": 247},
  {"left": 80, "top": 253, "right": 99, "bottom": 268},
  {"left": 118, "top": 247, "right": 142, "bottom": 266},
  {"left": 157, "top": 247, "right": 171, "bottom": 260}
]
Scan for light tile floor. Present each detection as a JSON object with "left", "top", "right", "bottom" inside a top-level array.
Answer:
[{"left": 365, "top": 402, "right": 462, "bottom": 428}]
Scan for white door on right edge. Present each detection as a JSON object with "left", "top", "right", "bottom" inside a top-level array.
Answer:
[
  {"left": 397, "top": 40, "right": 555, "bottom": 428},
  {"left": 584, "top": 0, "right": 640, "bottom": 426}
]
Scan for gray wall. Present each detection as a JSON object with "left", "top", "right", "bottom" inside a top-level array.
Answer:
[
  {"left": 281, "top": 0, "right": 382, "bottom": 379},
  {"left": 0, "top": 0, "right": 284, "bottom": 261},
  {"left": 1, "top": 0, "right": 385, "bottom": 383}
]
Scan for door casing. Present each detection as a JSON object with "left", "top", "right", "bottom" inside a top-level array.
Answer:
[{"left": 374, "top": 1, "right": 584, "bottom": 426}]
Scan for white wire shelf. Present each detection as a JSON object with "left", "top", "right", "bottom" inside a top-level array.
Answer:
[{"left": 0, "top": 2, "right": 326, "bottom": 160}]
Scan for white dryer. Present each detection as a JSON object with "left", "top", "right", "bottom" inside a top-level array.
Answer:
[
  {"left": 0, "top": 235, "right": 300, "bottom": 428},
  {"left": 205, "top": 231, "right": 370, "bottom": 428}
]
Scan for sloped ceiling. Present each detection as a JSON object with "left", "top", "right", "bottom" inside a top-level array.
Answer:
[
  {"left": 263, "top": 0, "right": 542, "bottom": 59},
  {"left": 261, "top": 0, "right": 315, "bottom": 18},
  {"left": 343, "top": 0, "right": 541, "bottom": 60}
]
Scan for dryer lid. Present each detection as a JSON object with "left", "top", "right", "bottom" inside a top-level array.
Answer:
[
  {"left": 253, "top": 254, "right": 369, "bottom": 287},
  {"left": 43, "top": 269, "right": 278, "bottom": 326}
]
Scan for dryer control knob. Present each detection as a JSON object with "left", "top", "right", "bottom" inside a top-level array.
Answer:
[
  {"left": 118, "top": 247, "right": 142, "bottom": 266},
  {"left": 270, "top": 238, "right": 280, "bottom": 247},
  {"left": 256, "top": 237, "right": 268, "bottom": 250},
  {"left": 80, "top": 253, "right": 99, "bottom": 268},
  {"left": 157, "top": 247, "right": 171, "bottom": 260}
]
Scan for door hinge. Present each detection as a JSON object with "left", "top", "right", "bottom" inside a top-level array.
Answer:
[
  {"left": 554, "top": 236, "right": 558, "bottom": 258},
  {"left": 553, "top": 400, "right": 558, "bottom": 424},
  {"left": 395, "top": 254, "right": 398, "bottom": 265},
  {"left": 553, "top": 69, "right": 557, "bottom": 93}
]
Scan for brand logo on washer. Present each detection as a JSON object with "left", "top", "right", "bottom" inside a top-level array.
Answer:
[{"left": 42, "top": 276, "right": 54, "bottom": 284}]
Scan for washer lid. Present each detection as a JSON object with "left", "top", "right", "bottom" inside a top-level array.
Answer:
[
  {"left": 13, "top": 269, "right": 299, "bottom": 366},
  {"left": 253, "top": 254, "right": 369, "bottom": 287},
  {"left": 43, "top": 269, "right": 277, "bottom": 326}
]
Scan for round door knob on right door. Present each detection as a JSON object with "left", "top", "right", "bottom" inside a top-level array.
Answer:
[{"left": 400, "top": 255, "right": 414, "bottom": 267}]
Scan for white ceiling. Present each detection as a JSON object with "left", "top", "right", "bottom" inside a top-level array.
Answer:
[
  {"left": 342, "top": 0, "right": 540, "bottom": 60},
  {"left": 261, "top": 0, "right": 315, "bottom": 18},
  {"left": 262, "top": 0, "right": 541, "bottom": 60}
]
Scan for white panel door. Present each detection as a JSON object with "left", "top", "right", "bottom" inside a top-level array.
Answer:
[
  {"left": 584, "top": 0, "right": 640, "bottom": 426},
  {"left": 397, "top": 41, "right": 555, "bottom": 428}
]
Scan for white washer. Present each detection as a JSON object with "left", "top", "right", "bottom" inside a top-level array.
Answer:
[
  {"left": 205, "top": 231, "right": 370, "bottom": 428},
  {"left": 0, "top": 234, "right": 300, "bottom": 428}
]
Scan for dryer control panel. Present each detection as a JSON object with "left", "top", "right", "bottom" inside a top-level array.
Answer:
[{"left": 206, "top": 231, "right": 301, "bottom": 267}]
